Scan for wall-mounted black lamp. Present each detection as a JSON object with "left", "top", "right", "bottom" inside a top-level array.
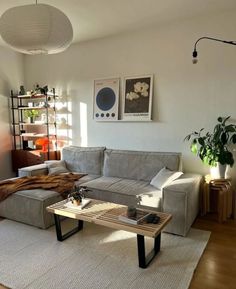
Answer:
[{"left": 192, "top": 36, "right": 236, "bottom": 64}]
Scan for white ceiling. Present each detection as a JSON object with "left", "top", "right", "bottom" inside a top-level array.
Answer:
[{"left": 0, "top": 0, "right": 236, "bottom": 46}]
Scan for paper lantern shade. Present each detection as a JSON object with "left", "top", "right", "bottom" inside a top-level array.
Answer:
[{"left": 0, "top": 4, "right": 73, "bottom": 54}]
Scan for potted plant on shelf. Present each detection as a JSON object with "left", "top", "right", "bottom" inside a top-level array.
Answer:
[
  {"left": 184, "top": 116, "right": 236, "bottom": 178},
  {"left": 24, "top": 109, "right": 39, "bottom": 123}
]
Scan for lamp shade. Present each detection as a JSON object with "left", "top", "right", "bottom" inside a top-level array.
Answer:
[
  {"left": 35, "top": 138, "right": 49, "bottom": 151},
  {"left": 0, "top": 4, "right": 73, "bottom": 54}
]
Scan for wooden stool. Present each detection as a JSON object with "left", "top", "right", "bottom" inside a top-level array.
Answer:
[{"left": 201, "top": 175, "right": 235, "bottom": 223}]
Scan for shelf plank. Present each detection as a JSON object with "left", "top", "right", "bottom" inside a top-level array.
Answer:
[
  {"left": 18, "top": 106, "right": 53, "bottom": 110},
  {"left": 15, "top": 93, "right": 58, "bottom": 99},
  {"left": 19, "top": 122, "right": 55, "bottom": 126},
  {"left": 20, "top": 133, "right": 56, "bottom": 138}
]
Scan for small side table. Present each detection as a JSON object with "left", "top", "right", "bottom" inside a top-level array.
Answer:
[{"left": 201, "top": 175, "right": 235, "bottom": 223}]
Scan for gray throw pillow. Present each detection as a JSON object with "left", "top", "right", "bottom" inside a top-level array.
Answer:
[{"left": 47, "top": 160, "right": 70, "bottom": 175}]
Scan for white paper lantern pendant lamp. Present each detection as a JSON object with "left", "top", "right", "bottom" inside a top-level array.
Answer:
[{"left": 0, "top": 0, "right": 73, "bottom": 54}]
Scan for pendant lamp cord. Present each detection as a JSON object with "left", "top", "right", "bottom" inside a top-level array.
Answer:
[{"left": 36, "top": 0, "right": 38, "bottom": 4}]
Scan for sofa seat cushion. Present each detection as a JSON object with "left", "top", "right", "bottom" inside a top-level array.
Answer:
[
  {"left": 15, "top": 189, "right": 59, "bottom": 200},
  {"left": 0, "top": 189, "right": 62, "bottom": 229},
  {"left": 74, "top": 174, "right": 101, "bottom": 186},
  {"left": 19, "top": 164, "right": 48, "bottom": 177},
  {"left": 82, "top": 176, "right": 162, "bottom": 210}
]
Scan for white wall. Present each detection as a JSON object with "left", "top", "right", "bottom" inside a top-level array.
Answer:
[
  {"left": 0, "top": 47, "right": 24, "bottom": 179},
  {"left": 24, "top": 10, "right": 236, "bottom": 180}
]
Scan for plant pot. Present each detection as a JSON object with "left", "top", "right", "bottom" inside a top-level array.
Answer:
[
  {"left": 72, "top": 199, "right": 81, "bottom": 206},
  {"left": 210, "top": 163, "right": 227, "bottom": 179}
]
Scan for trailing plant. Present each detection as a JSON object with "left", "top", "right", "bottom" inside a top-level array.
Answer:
[
  {"left": 67, "top": 186, "right": 90, "bottom": 204},
  {"left": 184, "top": 116, "right": 236, "bottom": 167}
]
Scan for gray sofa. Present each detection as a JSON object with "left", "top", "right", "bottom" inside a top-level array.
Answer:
[{"left": 0, "top": 146, "right": 202, "bottom": 236}]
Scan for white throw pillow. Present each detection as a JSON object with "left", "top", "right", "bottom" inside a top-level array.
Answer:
[
  {"left": 47, "top": 160, "right": 70, "bottom": 175},
  {"left": 150, "top": 167, "right": 183, "bottom": 189}
]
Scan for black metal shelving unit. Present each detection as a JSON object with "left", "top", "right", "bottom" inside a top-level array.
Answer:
[{"left": 10, "top": 88, "right": 59, "bottom": 172}]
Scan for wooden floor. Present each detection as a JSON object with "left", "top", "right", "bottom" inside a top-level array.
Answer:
[
  {"left": 190, "top": 215, "right": 236, "bottom": 289},
  {"left": 0, "top": 215, "right": 235, "bottom": 289}
]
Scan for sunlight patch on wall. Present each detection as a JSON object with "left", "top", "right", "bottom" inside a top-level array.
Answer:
[
  {"left": 80, "top": 102, "right": 87, "bottom": 146},
  {"left": 56, "top": 97, "right": 72, "bottom": 148}
]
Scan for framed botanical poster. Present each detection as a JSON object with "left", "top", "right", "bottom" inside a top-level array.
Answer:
[
  {"left": 93, "top": 78, "right": 119, "bottom": 121},
  {"left": 122, "top": 75, "right": 153, "bottom": 121}
]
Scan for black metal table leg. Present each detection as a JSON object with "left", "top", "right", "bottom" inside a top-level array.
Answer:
[
  {"left": 54, "top": 214, "right": 83, "bottom": 241},
  {"left": 137, "top": 233, "right": 161, "bottom": 268}
]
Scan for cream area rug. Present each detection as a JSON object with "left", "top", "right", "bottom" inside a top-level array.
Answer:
[{"left": 0, "top": 219, "right": 210, "bottom": 289}]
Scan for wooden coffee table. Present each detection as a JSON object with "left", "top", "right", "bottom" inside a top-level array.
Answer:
[{"left": 47, "top": 198, "right": 172, "bottom": 268}]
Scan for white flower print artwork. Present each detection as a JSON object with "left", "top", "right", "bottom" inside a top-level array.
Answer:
[{"left": 123, "top": 75, "right": 153, "bottom": 121}]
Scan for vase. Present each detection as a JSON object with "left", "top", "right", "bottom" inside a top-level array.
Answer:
[
  {"left": 127, "top": 206, "right": 137, "bottom": 218},
  {"left": 28, "top": 117, "right": 34, "bottom": 123},
  {"left": 210, "top": 163, "right": 227, "bottom": 179}
]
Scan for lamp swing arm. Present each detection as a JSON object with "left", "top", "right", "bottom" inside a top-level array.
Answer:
[
  {"left": 193, "top": 36, "right": 236, "bottom": 52},
  {"left": 192, "top": 36, "right": 236, "bottom": 62}
]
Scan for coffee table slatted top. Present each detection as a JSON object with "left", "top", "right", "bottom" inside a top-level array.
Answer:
[{"left": 47, "top": 199, "right": 172, "bottom": 238}]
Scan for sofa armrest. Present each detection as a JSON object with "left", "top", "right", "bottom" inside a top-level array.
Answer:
[
  {"left": 18, "top": 164, "right": 48, "bottom": 177},
  {"left": 162, "top": 173, "right": 202, "bottom": 236}
]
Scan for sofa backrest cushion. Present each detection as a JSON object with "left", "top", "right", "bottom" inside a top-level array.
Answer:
[
  {"left": 62, "top": 146, "right": 105, "bottom": 175},
  {"left": 103, "top": 149, "right": 181, "bottom": 181}
]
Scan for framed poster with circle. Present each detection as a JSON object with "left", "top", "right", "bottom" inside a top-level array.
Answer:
[
  {"left": 93, "top": 78, "right": 120, "bottom": 121},
  {"left": 122, "top": 75, "right": 153, "bottom": 121}
]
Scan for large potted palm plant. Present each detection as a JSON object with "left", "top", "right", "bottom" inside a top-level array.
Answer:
[{"left": 184, "top": 116, "right": 236, "bottom": 178}]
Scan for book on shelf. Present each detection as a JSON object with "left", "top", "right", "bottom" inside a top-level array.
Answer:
[{"left": 118, "top": 209, "right": 151, "bottom": 225}]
